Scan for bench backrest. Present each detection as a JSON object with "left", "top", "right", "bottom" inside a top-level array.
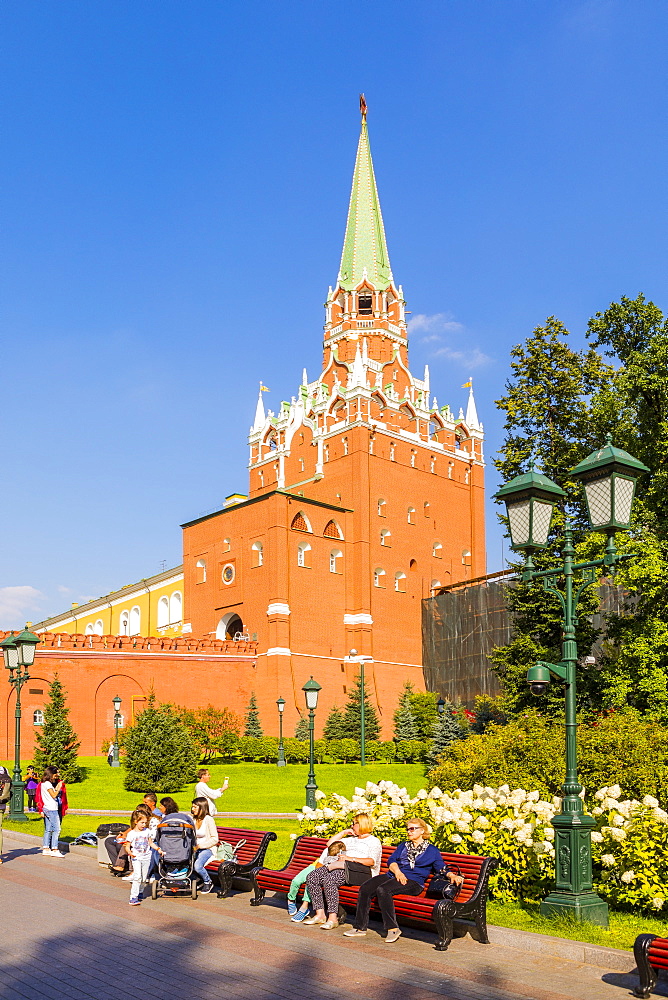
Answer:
[
  {"left": 215, "top": 826, "right": 272, "bottom": 866},
  {"left": 649, "top": 937, "right": 668, "bottom": 971}
]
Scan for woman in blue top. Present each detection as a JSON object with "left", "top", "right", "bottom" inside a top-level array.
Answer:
[{"left": 343, "top": 816, "right": 463, "bottom": 943}]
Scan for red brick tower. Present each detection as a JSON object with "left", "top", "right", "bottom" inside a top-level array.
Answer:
[{"left": 182, "top": 102, "right": 485, "bottom": 733}]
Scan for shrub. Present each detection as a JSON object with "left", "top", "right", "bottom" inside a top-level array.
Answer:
[
  {"left": 123, "top": 696, "right": 199, "bottom": 792},
  {"left": 427, "top": 709, "right": 668, "bottom": 806},
  {"left": 243, "top": 692, "right": 263, "bottom": 737},
  {"left": 33, "top": 675, "right": 83, "bottom": 783}
]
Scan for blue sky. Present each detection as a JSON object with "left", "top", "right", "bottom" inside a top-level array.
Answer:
[{"left": 2, "top": 0, "right": 668, "bottom": 626}]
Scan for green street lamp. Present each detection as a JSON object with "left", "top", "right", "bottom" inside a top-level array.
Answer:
[
  {"left": 495, "top": 439, "right": 649, "bottom": 928},
  {"left": 347, "top": 649, "right": 373, "bottom": 765},
  {"left": 276, "top": 697, "right": 286, "bottom": 767},
  {"left": 1, "top": 626, "right": 40, "bottom": 822},
  {"left": 111, "top": 695, "right": 122, "bottom": 768},
  {"left": 302, "top": 677, "right": 321, "bottom": 808}
]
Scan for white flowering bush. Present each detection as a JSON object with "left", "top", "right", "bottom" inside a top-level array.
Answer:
[{"left": 298, "top": 780, "right": 668, "bottom": 911}]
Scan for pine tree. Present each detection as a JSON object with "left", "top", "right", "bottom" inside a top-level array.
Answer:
[
  {"left": 33, "top": 674, "right": 83, "bottom": 782},
  {"left": 425, "top": 703, "right": 466, "bottom": 771},
  {"left": 323, "top": 704, "right": 346, "bottom": 740},
  {"left": 244, "top": 691, "right": 263, "bottom": 737},
  {"left": 294, "top": 715, "right": 309, "bottom": 740},
  {"left": 123, "top": 694, "right": 199, "bottom": 792},
  {"left": 393, "top": 683, "right": 419, "bottom": 741},
  {"left": 340, "top": 672, "right": 380, "bottom": 741}
]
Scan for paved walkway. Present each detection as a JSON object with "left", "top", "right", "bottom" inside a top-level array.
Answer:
[{"left": 0, "top": 838, "right": 655, "bottom": 1000}]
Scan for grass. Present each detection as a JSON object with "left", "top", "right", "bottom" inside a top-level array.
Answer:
[{"left": 2, "top": 758, "right": 425, "bottom": 814}]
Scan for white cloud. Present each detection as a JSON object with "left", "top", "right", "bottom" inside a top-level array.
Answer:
[
  {"left": 408, "top": 312, "right": 492, "bottom": 369},
  {"left": 57, "top": 584, "right": 72, "bottom": 595},
  {"left": 0, "top": 586, "right": 44, "bottom": 628}
]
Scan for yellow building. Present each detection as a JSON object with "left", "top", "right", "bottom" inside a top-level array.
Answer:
[{"left": 33, "top": 566, "right": 187, "bottom": 638}]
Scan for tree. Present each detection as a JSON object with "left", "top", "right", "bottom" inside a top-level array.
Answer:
[
  {"left": 323, "top": 704, "right": 346, "bottom": 740},
  {"left": 408, "top": 691, "right": 439, "bottom": 740},
  {"left": 425, "top": 703, "right": 466, "bottom": 771},
  {"left": 123, "top": 694, "right": 199, "bottom": 792},
  {"left": 340, "top": 672, "right": 380, "bottom": 741},
  {"left": 243, "top": 692, "right": 263, "bottom": 737},
  {"left": 294, "top": 715, "right": 309, "bottom": 740},
  {"left": 393, "top": 683, "right": 419, "bottom": 741},
  {"left": 33, "top": 675, "right": 83, "bottom": 782},
  {"left": 169, "top": 704, "right": 241, "bottom": 759}
]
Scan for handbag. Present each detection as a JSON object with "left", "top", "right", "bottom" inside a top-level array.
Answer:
[
  {"left": 215, "top": 838, "right": 246, "bottom": 863},
  {"left": 425, "top": 865, "right": 463, "bottom": 900},
  {"left": 344, "top": 860, "right": 373, "bottom": 886}
]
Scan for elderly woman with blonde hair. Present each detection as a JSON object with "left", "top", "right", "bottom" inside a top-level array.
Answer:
[
  {"left": 344, "top": 816, "right": 463, "bottom": 943},
  {"left": 302, "top": 813, "right": 382, "bottom": 929}
]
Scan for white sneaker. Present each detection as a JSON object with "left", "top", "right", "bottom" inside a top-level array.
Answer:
[
  {"left": 49, "top": 850, "right": 65, "bottom": 858},
  {"left": 121, "top": 874, "right": 135, "bottom": 881}
]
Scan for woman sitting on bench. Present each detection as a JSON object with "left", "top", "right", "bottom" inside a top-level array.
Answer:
[{"left": 344, "top": 816, "right": 463, "bottom": 943}]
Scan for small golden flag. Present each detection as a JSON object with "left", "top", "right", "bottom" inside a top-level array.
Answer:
[
  {"left": 461, "top": 380, "right": 472, "bottom": 389},
  {"left": 260, "top": 383, "right": 271, "bottom": 392}
]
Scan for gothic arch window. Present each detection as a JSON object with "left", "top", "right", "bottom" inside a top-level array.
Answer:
[
  {"left": 324, "top": 520, "right": 343, "bottom": 540},
  {"left": 33, "top": 709, "right": 44, "bottom": 726},
  {"left": 223, "top": 538, "right": 231, "bottom": 552},
  {"left": 119, "top": 611, "right": 129, "bottom": 636},
  {"left": 377, "top": 498, "right": 386, "bottom": 517},
  {"left": 409, "top": 559, "right": 418, "bottom": 572},
  {"left": 410, "top": 450, "right": 416, "bottom": 468},
  {"left": 169, "top": 591, "right": 182, "bottom": 624},
  {"left": 291, "top": 511, "right": 312, "bottom": 532},
  {"left": 343, "top": 437, "right": 348, "bottom": 456},
  {"left": 85, "top": 623, "right": 94, "bottom": 635},
  {"left": 465, "top": 466, "right": 470, "bottom": 484},
  {"left": 430, "top": 456, "right": 436, "bottom": 474},
  {"left": 329, "top": 549, "right": 343, "bottom": 573},
  {"left": 429, "top": 416, "right": 443, "bottom": 440},
  {"left": 374, "top": 567, "right": 386, "bottom": 588},
  {"left": 358, "top": 291, "right": 373, "bottom": 315},
  {"left": 157, "top": 596, "right": 169, "bottom": 628},
  {"left": 266, "top": 433, "right": 278, "bottom": 451},
  {"left": 94, "top": 619, "right": 104, "bottom": 635},
  {"left": 424, "top": 501, "right": 430, "bottom": 515},
  {"left": 297, "top": 541, "right": 311, "bottom": 568},
  {"left": 431, "top": 580, "right": 442, "bottom": 594},
  {"left": 380, "top": 528, "right": 391, "bottom": 546},
  {"left": 394, "top": 571, "right": 407, "bottom": 593},
  {"left": 129, "top": 606, "right": 141, "bottom": 636},
  {"left": 407, "top": 507, "right": 416, "bottom": 524},
  {"left": 324, "top": 445, "right": 330, "bottom": 462},
  {"left": 389, "top": 442, "right": 396, "bottom": 462},
  {"left": 433, "top": 542, "right": 443, "bottom": 559},
  {"left": 196, "top": 558, "right": 207, "bottom": 583},
  {"left": 251, "top": 541, "right": 263, "bottom": 567}
]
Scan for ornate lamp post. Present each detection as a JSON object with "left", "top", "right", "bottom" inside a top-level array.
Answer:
[
  {"left": 495, "top": 437, "right": 649, "bottom": 927},
  {"left": 1, "top": 626, "right": 39, "bottom": 822},
  {"left": 112, "top": 695, "right": 122, "bottom": 768},
  {"left": 302, "top": 677, "right": 321, "bottom": 808},
  {"left": 276, "top": 697, "right": 286, "bottom": 767},
  {"left": 348, "top": 649, "right": 373, "bottom": 766}
]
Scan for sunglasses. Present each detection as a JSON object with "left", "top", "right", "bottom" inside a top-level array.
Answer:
[{"left": 406, "top": 826, "right": 422, "bottom": 831}]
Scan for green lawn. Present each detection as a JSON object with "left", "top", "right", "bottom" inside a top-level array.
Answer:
[{"left": 3, "top": 758, "right": 425, "bottom": 814}]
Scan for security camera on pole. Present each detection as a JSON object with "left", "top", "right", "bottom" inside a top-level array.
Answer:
[{"left": 494, "top": 437, "right": 649, "bottom": 928}]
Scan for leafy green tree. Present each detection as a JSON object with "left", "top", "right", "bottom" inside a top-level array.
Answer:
[
  {"left": 323, "top": 704, "right": 347, "bottom": 740},
  {"left": 168, "top": 704, "right": 241, "bottom": 759},
  {"left": 393, "top": 682, "right": 419, "bottom": 740},
  {"left": 33, "top": 675, "right": 83, "bottom": 782},
  {"left": 409, "top": 691, "right": 439, "bottom": 740},
  {"left": 425, "top": 702, "right": 466, "bottom": 771},
  {"left": 340, "top": 672, "right": 380, "bottom": 741},
  {"left": 123, "top": 694, "right": 199, "bottom": 792},
  {"left": 294, "top": 715, "right": 309, "bottom": 740},
  {"left": 243, "top": 691, "right": 263, "bottom": 737}
]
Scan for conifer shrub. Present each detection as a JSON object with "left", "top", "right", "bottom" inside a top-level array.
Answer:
[
  {"left": 425, "top": 702, "right": 466, "bottom": 770},
  {"left": 123, "top": 696, "right": 199, "bottom": 792},
  {"left": 33, "top": 675, "right": 83, "bottom": 782},
  {"left": 393, "top": 683, "right": 419, "bottom": 741},
  {"left": 340, "top": 673, "right": 380, "bottom": 740},
  {"left": 294, "top": 716, "right": 309, "bottom": 740},
  {"left": 243, "top": 692, "right": 263, "bottom": 737},
  {"left": 323, "top": 705, "right": 346, "bottom": 740}
]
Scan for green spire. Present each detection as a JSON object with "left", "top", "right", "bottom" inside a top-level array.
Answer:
[{"left": 338, "top": 107, "right": 393, "bottom": 292}]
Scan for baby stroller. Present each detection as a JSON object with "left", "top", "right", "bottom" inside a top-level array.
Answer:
[{"left": 151, "top": 813, "right": 198, "bottom": 900}]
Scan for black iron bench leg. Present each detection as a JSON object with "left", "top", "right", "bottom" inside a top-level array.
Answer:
[
  {"left": 249, "top": 869, "right": 266, "bottom": 906},
  {"left": 634, "top": 934, "right": 658, "bottom": 998},
  {"left": 432, "top": 899, "right": 455, "bottom": 951},
  {"left": 216, "top": 867, "right": 234, "bottom": 899},
  {"left": 474, "top": 900, "right": 490, "bottom": 944}
]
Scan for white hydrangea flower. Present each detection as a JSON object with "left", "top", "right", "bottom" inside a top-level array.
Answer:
[
  {"left": 543, "top": 828, "right": 555, "bottom": 841},
  {"left": 472, "top": 829, "right": 485, "bottom": 843},
  {"left": 653, "top": 808, "right": 668, "bottom": 823},
  {"left": 430, "top": 787, "right": 443, "bottom": 798},
  {"left": 483, "top": 797, "right": 497, "bottom": 811},
  {"left": 498, "top": 784, "right": 511, "bottom": 796},
  {"left": 607, "top": 785, "right": 621, "bottom": 799},
  {"left": 472, "top": 799, "right": 485, "bottom": 811},
  {"left": 322, "top": 808, "right": 335, "bottom": 819},
  {"left": 314, "top": 789, "right": 326, "bottom": 801},
  {"left": 473, "top": 784, "right": 484, "bottom": 796},
  {"left": 461, "top": 812, "right": 473, "bottom": 823},
  {"left": 642, "top": 795, "right": 659, "bottom": 809},
  {"left": 590, "top": 831, "right": 603, "bottom": 842},
  {"left": 601, "top": 853, "right": 616, "bottom": 867},
  {"left": 609, "top": 828, "right": 626, "bottom": 842},
  {"left": 592, "top": 806, "right": 603, "bottom": 816},
  {"left": 455, "top": 820, "right": 470, "bottom": 832},
  {"left": 500, "top": 817, "right": 515, "bottom": 831},
  {"left": 527, "top": 790, "right": 540, "bottom": 802},
  {"left": 449, "top": 833, "right": 463, "bottom": 843},
  {"left": 611, "top": 814, "right": 625, "bottom": 827},
  {"left": 416, "top": 789, "right": 428, "bottom": 800},
  {"left": 620, "top": 870, "right": 636, "bottom": 883},
  {"left": 594, "top": 787, "right": 607, "bottom": 801},
  {"left": 290, "top": 833, "right": 298, "bottom": 840},
  {"left": 652, "top": 897, "right": 665, "bottom": 910},
  {"left": 474, "top": 815, "right": 489, "bottom": 829}
]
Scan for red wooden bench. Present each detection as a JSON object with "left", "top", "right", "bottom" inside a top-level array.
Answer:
[
  {"left": 633, "top": 933, "right": 668, "bottom": 997},
  {"left": 204, "top": 826, "right": 277, "bottom": 898},
  {"left": 250, "top": 835, "right": 497, "bottom": 950}
]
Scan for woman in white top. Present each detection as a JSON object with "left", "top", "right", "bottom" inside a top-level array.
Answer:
[
  {"left": 40, "top": 765, "right": 65, "bottom": 857},
  {"left": 191, "top": 796, "right": 219, "bottom": 893},
  {"left": 303, "top": 813, "right": 382, "bottom": 929},
  {"left": 194, "top": 768, "right": 228, "bottom": 817}
]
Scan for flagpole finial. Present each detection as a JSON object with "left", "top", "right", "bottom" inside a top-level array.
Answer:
[{"left": 359, "top": 94, "right": 367, "bottom": 121}]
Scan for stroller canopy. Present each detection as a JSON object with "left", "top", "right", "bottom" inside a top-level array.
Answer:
[{"left": 155, "top": 813, "right": 196, "bottom": 864}]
